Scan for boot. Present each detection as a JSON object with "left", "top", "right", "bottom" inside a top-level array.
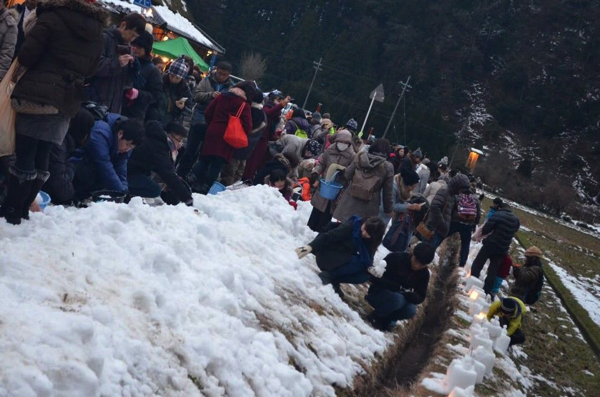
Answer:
[
  {"left": 22, "top": 170, "right": 50, "bottom": 220},
  {"left": 0, "top": 166, "right": 37, "bottom": 225}
]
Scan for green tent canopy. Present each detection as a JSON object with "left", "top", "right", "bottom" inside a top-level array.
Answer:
[{"left": 152, "top": 37, "right": 210, "bottom": 72}]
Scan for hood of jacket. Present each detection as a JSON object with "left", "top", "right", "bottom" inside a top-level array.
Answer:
[
  {"left": 448, "top": 173, "right": 470, "bottom": 194},
  {"left": 292, "top": 117, "right": 311, "bottom": 131},
  {"left": 357, "top": 150, "right": 386, "bottom": 169},
  {"left": 0, "top": 8, "right": 16, "bottom": 24},
  {"left": 39, "top": 0, "right": 108, "bottom": 41}
]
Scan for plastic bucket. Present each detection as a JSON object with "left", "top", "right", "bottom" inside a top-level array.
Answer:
[
  {"left": 208, "top": 181, "right": 226, "bottom": 195},
  {"left": 319, "top": 179, "right": 343, "bottom": 200},
  {"left": 91, "top": 190, "right": 126, "bottom": 203},
  {"left": 38, "top": 191, "right": 51, "bottom": 211}
]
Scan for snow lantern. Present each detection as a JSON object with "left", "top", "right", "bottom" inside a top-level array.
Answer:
[
  {"left": 444, "top": 357, "right": 478, "bottom": 392},
  {"left": 471, "top": 345, "right": 495, "bottom": 376},
  {"left": 494, "top": 327, "right": 511, "bottom": 355},
  {"left": 465, "top": 148, "right": 484, "bottom": 173},
  {"left": 449, "top": 385, "right": 475, "bottom": 397},
  {"left": 464, "top": 276, "right": 484, "bottom": 292}
]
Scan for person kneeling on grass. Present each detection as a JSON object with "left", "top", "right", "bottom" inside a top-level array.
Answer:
[
  {"left": 366, "top": 243, "right": 435, "bottom": 331},
  {"left": 487, "top": 297, "right": 527, "bottom": 346},
  {"left": 295, "top": 216, "right": 386, "bottom": 298}
]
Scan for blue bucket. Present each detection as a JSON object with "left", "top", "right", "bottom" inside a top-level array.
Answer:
[
  {"left": 39, "top": 191, "right": 51, "bottom": 211},
  {"left": 208, "top": 181, "right": 226, "bottom": 195},
  {"left": 319, "top": 179, "right": 343, "bottom": 200}
]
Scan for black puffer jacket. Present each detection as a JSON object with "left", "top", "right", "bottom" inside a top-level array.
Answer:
[
  {"left": 127, "top": 121, "right": 192, "bottom": 203},
  {"left": 309, "top": 219, "right": 356, "bottom": 272},
  {"left": 481, "top": 207, "right": 520, "bottom": 255},
  {"left": 12, "top": 0, "right": 107, "bottom": 117},
  {"left": 427, "top": 174, "right": 471, "bottom": 237}
]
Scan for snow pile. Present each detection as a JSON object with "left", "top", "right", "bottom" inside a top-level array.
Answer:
[
  {"left": 153, "top": 5, "right": 220, "bottom": 51},
  {"left": 0, "top": 186, "right": 389, "bottom": 397}
]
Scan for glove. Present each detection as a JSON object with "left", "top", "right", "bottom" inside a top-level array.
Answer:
[
  {"left": 125, "top": 88, "right": 139, "bottom": 100},
  {"left": 295, "top": 245, "right": 312, "bottom": 259}
]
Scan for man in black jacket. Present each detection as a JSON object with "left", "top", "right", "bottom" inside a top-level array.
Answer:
[
  {"left": 471, "top": 203, "right": 520, "bottom": 296},
  {"left": 366, "top": 243, "right": 435, "bottom": 331},
  {"left": 127, "top": 122, "right": 192, "bottom": 205}
]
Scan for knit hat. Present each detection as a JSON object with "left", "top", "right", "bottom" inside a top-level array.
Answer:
[
  {"left": 321, "top": 118, "right": 333, "bottom": 128},
  {"left": 303, "top": 140, "right": 321, "bottom": 157},
  {"left": 312, "top": 112, "right": 322, "bottom": 124},
  {"left": 322, "top": 112, "right": 331, "bottom": 119},
  {"left": 500, "top": 298, "right": 517, "bottom": 316},
  {"left": 413, "top": 149, "right": 423, "bottom": 159},
  {"left": 524, "top": 246, "right": 542, "bottom": 258},
  {"left": 168, "top": 56, "right": 189, "bottom": 79},
  {"left": 400, "top": 168, "right": 420, "bottom": 186},
  {"left": 346, "top": 118, "right": 358, "bottom": 132},
  {"left": 131, "top": 31, "right": 154, "bottom": 55}
]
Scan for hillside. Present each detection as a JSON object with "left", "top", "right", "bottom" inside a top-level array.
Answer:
[{"left": 186, "top": 0, "right": 599, "bottom": 205}]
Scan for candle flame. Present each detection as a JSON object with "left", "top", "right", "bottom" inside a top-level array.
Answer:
[{"left": 470, "top": 291, "right": 479, "bottom": 300}]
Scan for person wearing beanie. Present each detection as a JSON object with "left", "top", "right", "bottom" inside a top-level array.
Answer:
[
  {"left": 380, "top": 167, "right": 420, "bottom": 227},
  {"left": 399, "top": 147, "right": 422, "bottom": 172},
  {"left": 471, "top": 202, "right": 520, "bottom": 296},
  {"left": 307, "top": 129, "right": 356, "bottom": 232},
  {"left": 346, "top": 118, "right": 358, "bottom": 133},
  {"left": 366, "top": 243, "right": 435, "bottom": 331},
  {"left": 158, "top": 56, "right": 192, "bottom": 126},
  {"left": 124, "top": 31, "right": 163, "bottom": 121},
  {"left": 421, "top": 173, "right": 471, "bottom": 249},
  {"left": 510, "top": 246, "right": 544, "bottom": 304},
  {"left": 487, "top": 297, "right": 527, "bottom": 346}
]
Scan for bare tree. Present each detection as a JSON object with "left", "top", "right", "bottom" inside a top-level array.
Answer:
[{"left": 239, "top": 52, "right": 267, "bottom": 82}]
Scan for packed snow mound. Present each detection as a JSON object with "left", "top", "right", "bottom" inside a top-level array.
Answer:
[{"left": 0, "top": 186, "right": 389, "bottom": 397}]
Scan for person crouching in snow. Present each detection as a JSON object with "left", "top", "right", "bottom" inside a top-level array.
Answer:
[
  {"left": 266, "top": 169, "right": 296, "bottom": 209},
  {"left": 487, "top": 297, "right": 527, "bottom": 346},
  {"left": 366, "top": 243, "right": 435, "bottom": 331},
  {"left": 295, "top": 216, "right": 386, "bottom": 298}
]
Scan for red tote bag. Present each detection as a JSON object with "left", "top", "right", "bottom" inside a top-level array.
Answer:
[{"left": 223, "top": 103, "right": 249, "bottom": 149}]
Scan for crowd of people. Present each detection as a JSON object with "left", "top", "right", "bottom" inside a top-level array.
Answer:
[{"left": 0, "top": 3, "right": 543, "bottom": 343}]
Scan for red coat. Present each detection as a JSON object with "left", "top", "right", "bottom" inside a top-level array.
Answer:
[{"left": 201, "top": 93, "right": 252, "bottom": 161}]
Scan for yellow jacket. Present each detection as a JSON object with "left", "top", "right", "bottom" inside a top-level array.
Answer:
[{"left": 487, "top": 297, "right": 527, "bottom": 336}]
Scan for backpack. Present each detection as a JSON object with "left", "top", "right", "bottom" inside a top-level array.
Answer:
[
  {"left": 290, "top": 120, "right": 308, "bottom": 139},
  {"left": 524, "top": 268, "right": 544, "bottom": 305},
  {"left": 457, "top": 193, "right": 477, "bottom": 221},
  {"left": 82, "top": 101, "right": 109, "bottom": 121},
  {"left": 349, "top": 158, "right": 384, "bottom": 201}
]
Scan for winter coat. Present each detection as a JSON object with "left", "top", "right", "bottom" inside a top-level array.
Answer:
[
  {"left": 128, "top": 121, "right": 192, "bottom": 203},
  {"left": 44, "top": 134, "right": 78, "bottom": 204},
  {"left": 451, "top": 193, "right": 482, "bottom": 225},
  {"left": 279, "top": 133, "right": 309, "bottom": 160},
  {"left": 423, "top": 179, "right": 446, "bottom": 204},
  {"left": 200, "top": 91, "right": 251, "bottom": 162},
  {"left": 311, "top": 124, "right": 328, "bottom": 144},
  {"left": 481, "top": 207, "right": 521, "bottom": 255},
  {"left": 9, "top": 3, "right": 28, "bottom": 57},
  {"left": 309, "top": 218, "right": 372, "bottom": 272},
  {"left": 284, "top": 117, "right": 311, "bottom": 137},
  {"left": 379, "top": 174, "right": 413, "bottom": 225},
  {"left": 426, "top": 174, "right": 471, "bottom": 237},
  {"left": 333, "top": 151, "right": 394, "bottom": 222},
  {"left": 487, "top": 297, "right": 526, "bottom": 336},
  {"left": 87, "top": 26, "right": 132, "bottom": 114},
  {"left": 160, "top": 74, "right": 192, "bottom": 125},
  {"left": 71, "top": 113, "right": 130, "bottom": 193},
  {"left": 511, "top": 264, "right": 543, "bottom": 301},
  {"left": 399, "top": 156, "right": 415, "bottom": 172},
  {"left": 0, "top": 8, "right": 16, "bottom": 80},
  {"left": 253, "top": 153, "right": 292, "bottom": 185},
  {"left": 369, "top": 252, "right": 430, "bottom": 305},
  {"left": 124, "top": 55, "right": 163, "bottom": 121},
  {"left": 233, "top": 102, "right": 267, "bottom": 160},
  {"left": 415, "top": 163, "right": 430, "bottom": 195},
  {"left": 11, "top": 0, "right": 106, "bottom": 118},
  {"left": 310, "top": 135, "right": 356, "bottom": 212},
  {"left": 193, "top": 71, "right": 233, "bottom": 113}
]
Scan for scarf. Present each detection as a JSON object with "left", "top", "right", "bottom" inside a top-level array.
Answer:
[{"left": 350, "top": 216, "right": 375, "bottom": 269}]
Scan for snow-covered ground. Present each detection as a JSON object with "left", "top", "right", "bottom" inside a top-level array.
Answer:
[{"left": 0, "top": 187, "right": 392, "bottom": 397}]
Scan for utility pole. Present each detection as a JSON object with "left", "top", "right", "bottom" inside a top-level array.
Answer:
[
  {"left": 302, "top": 58, "right": 323, "bottom": 109},
  {"left": 383, "top": 76, "right": 411, "bottom": 139}
]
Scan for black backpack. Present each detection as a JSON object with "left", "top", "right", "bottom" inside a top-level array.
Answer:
[
  {"left": 82, "top": 101, "right": 109, "bottom": 121},
  {"left": 524, "top": 267, "right": 544, "bottom": 305}
]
